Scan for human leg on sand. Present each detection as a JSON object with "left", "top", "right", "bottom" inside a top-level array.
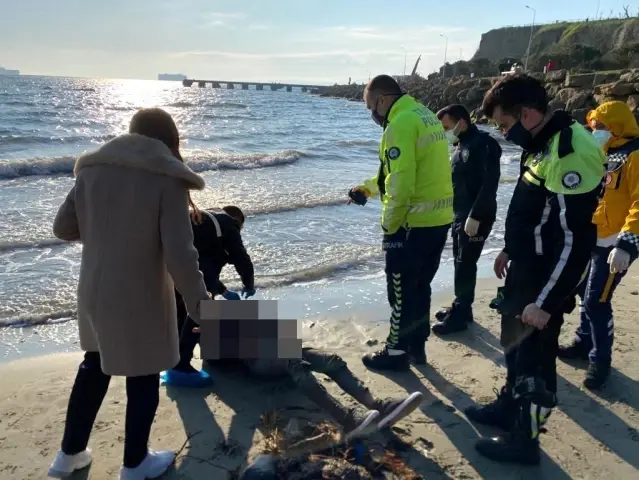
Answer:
[
  {"left": 49, "top": 352, "right": 174, "bottom": 479},
  {"left": 282, "top": 357, "right": 379, "bottom": 440},
  {"left": 301, "top": 348, "right": 424, "bottom": 429}
]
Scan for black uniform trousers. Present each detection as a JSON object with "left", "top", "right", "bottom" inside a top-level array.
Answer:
[
  {"left": 499, "top": 260, "right": 567, "bottom": 394},
  {"left": 452, "top": 219, "right": 493, "bottom": 313},
  {"left": 384, "top": 224, "right": 450, "bottom": 351}
]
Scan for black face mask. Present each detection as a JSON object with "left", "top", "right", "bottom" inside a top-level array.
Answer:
[
  {"left": 370, "top": 95, "right": 391, "bottom": 128},
  {"left": 504, "top": 120, "right": 533, "bottom": 149},
  {"left": 371, "top": 109, "right": 386, "bottom": 127}
]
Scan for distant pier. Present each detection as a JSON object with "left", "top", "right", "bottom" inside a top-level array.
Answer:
[{"left": 182, "top": 79, "right": 324, "bottom": 93}]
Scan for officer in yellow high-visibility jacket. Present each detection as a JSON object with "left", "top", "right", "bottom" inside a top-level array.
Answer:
[{"left": 348, "top": 74, "right": 453, "bottom": 372}]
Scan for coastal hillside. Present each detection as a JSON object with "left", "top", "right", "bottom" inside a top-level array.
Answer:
[{"left": 473, "top": 18, "right": 639, "bottom": 70}]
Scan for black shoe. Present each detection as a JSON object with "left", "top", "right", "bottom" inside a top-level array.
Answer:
[
  {"left": 435, "top": 305, "right": 453, "bottom": 322},
  {"left": 432, "top": 310, "right": 471, "bottom": 336},
  {"left": 362, "top": 347, "right": 410, "bottom": 372},
  {"left": 464, "top": 386, "right": 516, "bottom": 431},
  {"left": 557, "top": 341, "right": 590, "bottom": 361},
  {"left": 475, "top": 432, "right": 541, "bottom": 465},
  {"left": 583, "top": 362, "right": 611, "bottom": 390},
  {"left": 408, "top": 344, "right": 427, "bottom": 365},
  {"left": 475, "top": 382, "right": 554, "bottom": 466}
]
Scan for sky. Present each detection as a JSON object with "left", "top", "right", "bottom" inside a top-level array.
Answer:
[{"left": 0, "top": 0, "right": 631, "bottom": 84}]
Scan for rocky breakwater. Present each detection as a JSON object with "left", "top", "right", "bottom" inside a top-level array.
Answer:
[
  {"left": 544, "top": 69, "right": 639, "bottom": 124},
  {"left": 317, "top": 69, "right": 639, "bottom": 125}
]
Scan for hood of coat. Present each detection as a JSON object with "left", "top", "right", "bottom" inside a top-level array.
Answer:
[{"left": 74, "top": 134, "right": 205, "bottom": 190}]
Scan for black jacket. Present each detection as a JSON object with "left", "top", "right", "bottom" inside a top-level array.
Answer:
[
  {"left": 504, "top": 110, "right": 602, "bottom": 314},
  {"left": 451, "top": 124, "right": 502, "bottom": 223},
  {"left": 192, "top": 211, "right": 254, "bottom": 295}
]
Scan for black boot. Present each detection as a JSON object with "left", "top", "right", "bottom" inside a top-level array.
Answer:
[
  {"left": 583, "top": 362, "right": 611, "bottom": 390},
  {"left": 475, "top": 377, "right": 556, "bottom": 465},
  {"left": 432, "top": 306, "right": 473, "bottom": 336},
  {"left": 362, "top": 347, "right": 410, "bottom": 372},
  {"left": 464, "top": 385, "right": 517, "bottom": 431},
  {"left": 557, "top": 341, "right": 590, "bottom": 361},
  {"left": 435, "top": 304, "right": 454, "bottom": 322}
]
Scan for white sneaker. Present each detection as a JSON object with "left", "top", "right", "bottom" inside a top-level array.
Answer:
[
  {"left": 119, "top": 450, "right": 175, "bottom": 480},
  {"left": 48, "top": 449, "right": 93, "bottom": 478},
  {"left": 344, "top": 409, "right": 380, "bottom": 443}
]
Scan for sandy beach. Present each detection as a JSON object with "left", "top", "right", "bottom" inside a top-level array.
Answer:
[{"left": 1, "top": 267, "right": 638, "bottom": 479}]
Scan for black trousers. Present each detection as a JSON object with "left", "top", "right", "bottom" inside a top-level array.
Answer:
[
  {"left": 500, "top": 261, "right": 565, "bottom": 394},
  {"left": 61, "top": 352, "right": 160, "bottom": 468},
  {"left": 384, "top": 224, "right": 450, "bottom": 351},
  {"left": 175, "top": 291, "right": 199, "bottom": 369},
  {"left": 175, "top": 258, "right": 224, "bottom": 369},
  {"left": 452, "top": 219, "right": 493, "bottom": 312},
  {"left": 246, "top": 348, "right": 376, "bottom": 426}
]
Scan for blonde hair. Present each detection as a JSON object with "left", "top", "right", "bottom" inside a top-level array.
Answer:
[{"left": 128, "top": 109, "right": 204, "bottom": 226}]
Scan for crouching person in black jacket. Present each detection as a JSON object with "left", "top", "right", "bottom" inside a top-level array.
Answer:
[{"left": 162, "top": 205, "right": 256, "bottom": 387}]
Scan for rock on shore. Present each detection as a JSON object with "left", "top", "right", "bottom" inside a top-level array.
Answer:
[{"left": 315, "top": 69, "right": 639, "bottom": 125}]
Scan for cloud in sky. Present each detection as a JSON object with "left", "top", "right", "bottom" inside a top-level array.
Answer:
[
  {"left": 0, "top": 1, "right": 481, "bottom": 82},
  {"left": 202, "top": 11, "right": 247, "bottom": 26}
]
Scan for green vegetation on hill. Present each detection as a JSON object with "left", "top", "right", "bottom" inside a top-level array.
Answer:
[{"left": 468, "top": 17, "right": 639, "bottom": 75}]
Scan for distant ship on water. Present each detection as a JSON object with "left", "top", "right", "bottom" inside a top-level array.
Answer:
[
  {"left": 158, "top": 73, "right": 187, "bottom": 81},
  {"left": 0, "top": 67, "right": 20, "bottom": 76}
]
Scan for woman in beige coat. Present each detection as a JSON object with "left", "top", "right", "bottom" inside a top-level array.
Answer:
[{"left": 47, "top": 108, "right": 211, "bottom": 480}]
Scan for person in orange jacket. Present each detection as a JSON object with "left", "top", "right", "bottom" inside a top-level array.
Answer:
[{"left": 558, "top": 101, "right": 639, "bottom": 389}]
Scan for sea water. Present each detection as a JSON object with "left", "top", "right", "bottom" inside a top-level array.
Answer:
[{"left": 0, "top": 76, "right": 522, "bottom": 361}]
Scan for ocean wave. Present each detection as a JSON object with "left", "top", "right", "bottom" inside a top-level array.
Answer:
[
  {"left": 185, "top": 148, "right": 308, "bottom": 172},
  {"left": 166, "top": 101, "right": 195, "bottom": 108},
  {"left": 333, "top": 139, "right": 378, "bottom": 147},
  {"left": 3, "top": 100, "right": 37, "bottom": 107},
  {"left": 201, "top": 113, "right": 254, "bottom": 121},
  {"left": 246, "top": 197, "right": 346, "bottom": 216},
  {"left": 106, "top": 106, "right": 137, "bottom": 112},
  {"left": 0, "top": 253, "right": 382, "bottom": 328},
  {"left": 0, "top": 238, "right": 69, "bottom": 254},
  {"left": 0, "top": 148, "right": 309, "bottom": 180},
  {"left": 203, "top": 102, "right": 249, "bottom": 109},
  {"left": 0, "top": 155, "right": 76, "bottom": 178},
  {"left": 0, "top": 133, "right": 116, "bottom": 147},
  {"left": 1, "top": 310, "right": 76, "bottom": 328},
  {"left": 0, "top": 197, "right": 349, "bottom": 254}
]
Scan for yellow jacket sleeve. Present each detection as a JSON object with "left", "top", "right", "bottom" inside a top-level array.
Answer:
[
  {"left": 361, "top": 174, "right": 379, "bottom": 198},
  {"left": 381, "top": 120, "right": 417, "bottom": 234},
  {"left": 617, "top": 153, "right": 639, "bottom": 258}
]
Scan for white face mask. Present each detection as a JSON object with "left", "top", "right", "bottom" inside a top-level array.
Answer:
[
  {"left": 592, "top": 129, "right": 612, "bottom": 147},
  {"left": 445, "top": 122, "right": 461, "bottom": 144}
]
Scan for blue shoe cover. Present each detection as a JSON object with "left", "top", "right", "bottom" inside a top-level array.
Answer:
[{"left": 160, "top": 369, "right": 213, "bottom": 388}]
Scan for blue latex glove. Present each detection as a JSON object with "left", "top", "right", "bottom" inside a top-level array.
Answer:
[
  {"left": 241, "top": 287, "right": 256, "bottom": 299},
  {"left": 222, "top": 290, "right": 241, "bottom": 301}
]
